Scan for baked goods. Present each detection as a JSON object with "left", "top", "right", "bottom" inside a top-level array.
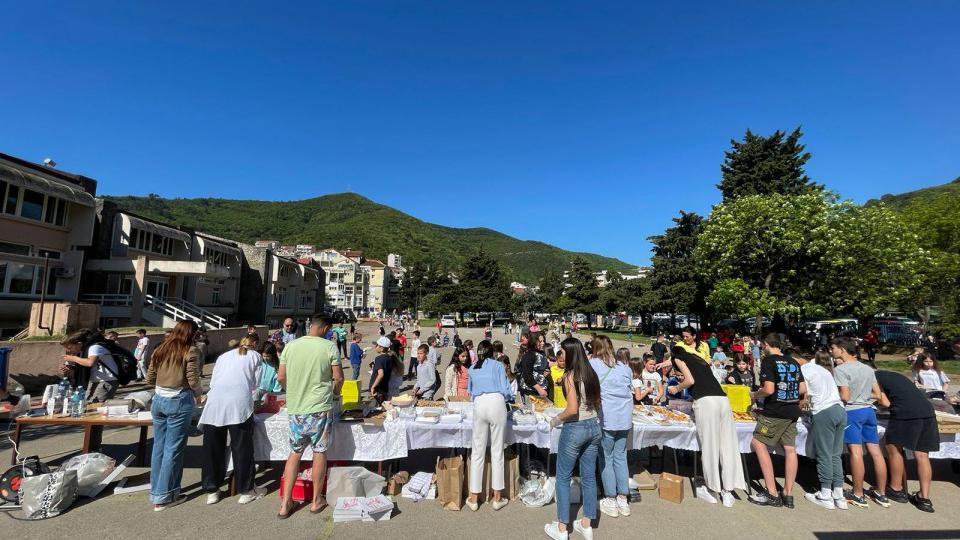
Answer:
[
  {"left": 445, "top": 395, "right": 470, "bottom": 402},
  {"left": 417, "top": 400, "right": 445, "bottom": 408},
  {"left": 528, "top": 397, "right": 550, "bottom": 412},
  {"left": 732, "top": 411, "right": 755, "bottom": 423}
]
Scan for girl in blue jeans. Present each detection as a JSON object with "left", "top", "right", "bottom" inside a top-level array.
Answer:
[
  {"left": 546, "top": 338, "right": 603, "bottom": 540},
  {"left": 590, "top": 343, "right": 635, "bottom": 518},
  {"left": 146, "top": 320, "right": 203, "bottom": 511}
]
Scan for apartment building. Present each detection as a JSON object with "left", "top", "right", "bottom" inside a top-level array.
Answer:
[
  {"left": 0, "top": 153, "right": 98, "bottom": 334},
  {"left": 238, "top": 244, "right": 323, "bottom": 328},
  {"left": 314, "top": 248, "right": 366, "bottom": 313}
]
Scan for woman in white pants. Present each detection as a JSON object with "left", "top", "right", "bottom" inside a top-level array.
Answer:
[
  {"left": 667, "top": 344, "right": 746, "bottom": 507},
  {"left": 466, "top": 340, "right": 514, "bottom": 511}
]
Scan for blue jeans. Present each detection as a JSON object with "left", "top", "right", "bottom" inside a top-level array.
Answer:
[
  {"left": 600, "top": 429, "right": 629, "bottom": 497},
  {"left": 351, "top": 363, "right": 361, "bottom": 380},
  {"left": 150, "top": 390, "right": 195, "bottom": 504},
  {"left": 556, "top": 418, "right": 601, "bottom": 525}
]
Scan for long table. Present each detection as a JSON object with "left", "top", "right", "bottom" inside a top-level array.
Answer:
[
  {"left": 253, "top": 413, "right": 960, "bottom": 462},
  {"left": 12, "top": 412, "right": 152, "bottom": 466}
]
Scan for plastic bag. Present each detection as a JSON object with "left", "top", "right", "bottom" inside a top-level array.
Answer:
[
  {"left": 519, "top": 477, "right": 555, "bottom": 507},
  {"left": 325, "top": 466, "right": 386, "bottom": 501},
  {"left": 20, "top": 470, "right": 78, "bottom": 519},
  {"left": 61, "top": 453, "right": 115, "bottom": 497}
]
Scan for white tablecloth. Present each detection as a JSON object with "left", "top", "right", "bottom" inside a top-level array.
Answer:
[{"left": 253, "top": 413, "right": 960, "bottom": 462}]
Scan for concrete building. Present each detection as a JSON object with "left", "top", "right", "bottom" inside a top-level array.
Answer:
[
  {"left": 387, "top": 253, "right": 402, "bottom": 269},
  {"left": 80, "top": 201, "right": 239, "bottom": 329},
  {"left": 314, "top": 248, "right": 366, "bottom": 313},
  {"left": 238, "top": 244, "right": 323, "bottom": 328},
  {"left": 254, "top": 240, "right": 280, "bottom": 250},
  {"left": 0, "top": 153, "right": 98, "bottom": 335}
]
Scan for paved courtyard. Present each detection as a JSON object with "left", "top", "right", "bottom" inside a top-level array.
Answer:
[{"left": 3, "top": 322, "right": 959, "bottom": 539}]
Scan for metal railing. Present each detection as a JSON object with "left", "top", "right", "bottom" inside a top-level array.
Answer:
[
  {"left": 81, "top": 293, "right": 134, "bottom": 306},
  {"left": 144, "top": 295, "right": 227, "bottom": 329}
]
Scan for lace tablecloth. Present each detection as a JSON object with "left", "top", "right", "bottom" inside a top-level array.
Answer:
[{"left": 254, "top": 413, "right": 408, "bottom": 462}]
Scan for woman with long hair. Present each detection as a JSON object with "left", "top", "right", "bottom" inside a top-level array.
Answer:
[
  {"left": 590, "top": 337, "right": 635, "bottom": 518},
  {"left": 258, "top": 341, "right": 282, "bottom": 394},
  {"left": 146, "top": 320, "right": 203, "bottom": 510},
  {"left": 492, "top": 340, "right": 517, "bottom": 399},
  {"left": 444, "top": 346, "right": 471, "bottom": 399},
  {"left": 199, "top": 335, "right": 266, "bottom": 505},
  {"left": 667, "top": 345, "right": 745, "bottom": 507},
  {"left": 466, "top": 340, "right": 513, "bottom": 511},
  {"left": 677, "top": 325, "right": 711, "bottom": 362},
  {"left": 545, "top": 338, "right": 602, "bottom": 540}
]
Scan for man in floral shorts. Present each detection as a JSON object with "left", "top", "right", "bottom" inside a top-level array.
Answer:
[{"left": 278, "top": 315, "right": 343, "bottom": 518}]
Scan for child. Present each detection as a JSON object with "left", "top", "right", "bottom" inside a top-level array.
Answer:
[
  {"left": 550, "top": 347, "right": 567, "bottom": 408},
  {"left": 133, "top": 328, "right": 150, "bottom": 381},
  {"left": 711, "top": 358, "right": 727, "bottom": 384},
  {"left": 632, "top": 354, "right": 663, "bottom": 404},
  {"left": 412, "top": 344, "right": 437, "bottom": 400},
  {"left": 726, "top": 356, "right": 756, "bottom": 389},
  {"left": 348, "top": 333, "right": 364, "bottom": 380},
  {"left": 407, "top": 330, "right": 422, "bottom": 381},
  {"left": 664, "top": 368, "right": 692, "bottom": 401},
  {"left": 712, "top": 344, "right": 728, "bottom": 363},
  {"left": 913, "top": 354, "right": 949, "bottom": 393}
]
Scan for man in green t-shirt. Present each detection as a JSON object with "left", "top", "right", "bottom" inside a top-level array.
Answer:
[{"left": 277, "top": 315, "right": 343, "bottom": 518}]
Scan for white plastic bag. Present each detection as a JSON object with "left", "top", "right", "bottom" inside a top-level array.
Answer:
[
  {"left": 326, "top": 466, "right": 386, "bottom": 501},
  {"left": 20, "top": 470, "right": 78, "bottom": 519},
  {"left": 519, "top": 477, "right": 555, "bottom": 507},
  {"left": 61, "top": 453, "right": 115, "bottom": 497}
]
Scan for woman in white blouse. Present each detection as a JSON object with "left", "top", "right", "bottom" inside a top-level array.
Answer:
[{"left": 199, "top": 334, "right": 265, "bottom": 505}]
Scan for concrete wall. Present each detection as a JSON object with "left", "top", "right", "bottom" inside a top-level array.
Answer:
[
  {"left": 28, "top": 302, "right": 100, "bottom": 337},
  {"left": 3, "top": 325, "right": 267, "bottom": 393}
]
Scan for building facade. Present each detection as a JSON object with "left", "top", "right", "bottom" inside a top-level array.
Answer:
[
  {"left": 0, "top": 153, "right": 98, "bottom": 335},
  {"left": 314, "top": 248, "right": 366, "bottom": 313},
  {"left": 238, "top": 244, "right": 323, "bottom": 328}
]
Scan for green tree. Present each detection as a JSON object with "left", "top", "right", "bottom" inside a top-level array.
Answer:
[
  {"left": 696, "top": 192, "right": 928, "bottom": 327},
  {"left": 718, "top": 127, "right": 819, "bottom": 201},
  {"left": 454, "top": 247, "right": 511, "bottom": 313},
  {"left": 397, "top": 261, "right": 452, "bottom": 311},
  {"left": 565, "top": 256, "right": 601, "bottom": 325},
  {"left": 647, "top": 211, "right": 707, "bottom": 322},
  {"left": 538, "top": 267, "right": 566, "bottom": 313}
]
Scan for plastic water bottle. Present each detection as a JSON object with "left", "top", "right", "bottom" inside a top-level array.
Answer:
[
  {"left": 61, "top": 387, "right": 73, "bottom": 416},
  {"left": 71, "top": 388, "right": 85, "bottom": 418}
]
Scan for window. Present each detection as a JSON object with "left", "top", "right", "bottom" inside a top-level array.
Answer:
[
  {"left": 7, "top": 263, "right": 37, "bottom": 294},
  {"left": 211, "top": 287, "right": 221, "bottom": 305},
  {"left": 19, "top": 189, "right": 44, "bottom": 221},
  {"left": 0, "top": 242, "right": 31, "bottom": 256},
  {"left": 54, "top": 198, "right": 67, "bottom": 226},
  {"left": 36, "top": 249, "right": 61, "bottom": 259},
  {"left": 300, "top": 293, "right": 312, "bottom": 309},
  {"left": 151, "top": 233, "right": 164, "bottom": 254},
  {"left": 273, "top": 286, "right": 289, "bottom": 308},
  {"left": 205, "top": 247, "right": 227, "bottom": 266},
  {"left": 129, "top": 226, "right": 177, "bottom": 256},
  {"left": 5, "top": 185, "right": 19, "bottom": 214}
]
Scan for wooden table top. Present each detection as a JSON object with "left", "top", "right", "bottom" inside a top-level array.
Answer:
[{"left": 16, "top": 411, "right": 151, "bottom": 427}]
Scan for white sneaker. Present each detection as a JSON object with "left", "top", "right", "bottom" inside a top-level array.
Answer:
[
  {"left": 573, "top": 521, "right": 594, "bottom": 540},
  {"left": 599, "top": 497, "right": 619, "bottom": 517},
  {"left": 805, "top": 492, "right": 835, "bottom": 510},
  {"left": 238, "top": 486, "right": 267, "bottom": 504},
  {"left": 544, "top": 522, "right": 568, "bottom": 540},
  {"left": 721, "top": 491, "right": 735, "bottom": 508},
  {"left": 206, "top": 491, "right": 221, "bottom": 505},
  {"left": 616, "top": 495, "right": 631, "bottom": 516},
  {"left": 696, "top": 485, "right": 718, "bottom": 504},
  {"left": 834, "top": 496, "right": 849, "bottom": 510}
]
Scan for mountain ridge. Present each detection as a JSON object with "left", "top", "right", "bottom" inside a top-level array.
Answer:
[{"left": 102, "top": 192, "right": 637, "bottom": 283}]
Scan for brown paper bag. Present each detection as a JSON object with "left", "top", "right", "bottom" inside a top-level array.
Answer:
[
  {"left": 386, "top": 471, "right": 410, "bottom": 496},
  {"left": 436, "top": 456, "right": 465, "bottom": 511},
  {"left": 467, "top": 449, "right": 521, "bottom": 502},
  {"left": 658, "top": 472, "right": 684, "bottom": 504},
  {"left": 632, "top": 469, "right": 657, "bottom": 490}
]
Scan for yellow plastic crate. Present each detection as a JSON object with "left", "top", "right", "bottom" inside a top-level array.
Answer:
[
  {"left": 341, "top": 379, "right": 361, "bottom": 411},
  {"left": 721, "top": 384, "right": 752, "bottom": 413}
]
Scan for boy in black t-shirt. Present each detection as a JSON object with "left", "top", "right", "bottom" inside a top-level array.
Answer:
[
  {"left": 749, "top": 334, "right": 806, "bottom": 508},
  {"left": 875, "top": 370, "right": 938, "bottom": 513}
]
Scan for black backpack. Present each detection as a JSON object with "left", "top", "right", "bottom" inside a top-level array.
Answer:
[{"left": 85, "top": 339, "right": 139, "bottom": 386}]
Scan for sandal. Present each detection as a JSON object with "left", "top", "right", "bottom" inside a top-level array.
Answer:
[
  {"left": 310, "top": 497, "right": 328, "bottom": 514},
  {"left": 277, "top": 500, "right": 297, "bottom": 520}
]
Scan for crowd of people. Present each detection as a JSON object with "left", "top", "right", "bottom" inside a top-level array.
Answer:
[{"left": 52, "top": 312, "right": 949, "bottom": 527}]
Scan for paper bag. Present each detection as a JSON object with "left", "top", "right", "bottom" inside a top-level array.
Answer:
[
  {"left": 658, "top": 472, "right": 684, "bottom": 504},
  {"left": 632, "top": 469, "right": 657, "bottom": 490},
  {"left": 325, "top": 466, "right": 385, "bottom": 500},
  {"left": 386, "top": 471, "right": 409, "bottom": 496},
  {"left": 465, "top": 449, "right": 521, "bottom": 501},
  {"left": 436, "top": 456, "right": 465, "bottom": 511}
]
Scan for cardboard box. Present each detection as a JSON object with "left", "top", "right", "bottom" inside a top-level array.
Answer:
[{"left": 658, "top": 473, "right": 684, "bottom": 504}]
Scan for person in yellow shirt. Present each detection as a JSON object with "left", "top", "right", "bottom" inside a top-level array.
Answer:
[
  {"left": 550, "top": 347, "right": 567, "bottom": 408},
  {"left": 675, "top": 326, "right": 710, "bottom": 362}
]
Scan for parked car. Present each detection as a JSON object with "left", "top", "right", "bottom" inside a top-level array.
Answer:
[{"left": 440, "top": 314, "right": 457, "bottom": 328}]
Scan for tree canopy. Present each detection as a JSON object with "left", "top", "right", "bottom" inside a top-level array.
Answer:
[
  {"left": 565, "top": 256, "right": 601, "bottom": 318},
  {"left": 718, "top": 127, "right": 819, "bottom": 201},
  {"left": 646, "top": 211, "right": 706, "bottom": 317}
]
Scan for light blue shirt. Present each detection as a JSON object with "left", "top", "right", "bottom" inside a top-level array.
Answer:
[
  {"left": 468, "top": 358, "right": 513, "bottom": 401},
  {"left": 589, "top": 358, "right": 634, "bottom": 431}
]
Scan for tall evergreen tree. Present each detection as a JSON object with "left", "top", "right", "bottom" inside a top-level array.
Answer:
[
  {"left": 647, "top": 211, "right": 707, "bottom": 320},
  {"left": 455, "top": 247, "right": 511, "bottom": 313},
  {"left": 566, "top": 256, "right": 601, "bottom": 325},
  {"left": 718, "top": 127, "right": 819, "bottom": 200},
  {"left": 538, "top": 267, "right": 566, "bottom": 312}
]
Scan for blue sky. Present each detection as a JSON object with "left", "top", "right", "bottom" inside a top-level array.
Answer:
[{"left": 2, "top": 2, "right": 957, "bottom": 266}]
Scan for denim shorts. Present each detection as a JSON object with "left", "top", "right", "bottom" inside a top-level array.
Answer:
[
  {"left": 844, "top": 407, "right": 880, "bottom": 445},
  {"left": 288, "top": 411, "right": 334, "bottom": 454}
]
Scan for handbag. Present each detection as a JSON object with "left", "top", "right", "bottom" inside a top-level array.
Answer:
[{"left": 20, "top": 469, "right": 79, "bottom": 520}]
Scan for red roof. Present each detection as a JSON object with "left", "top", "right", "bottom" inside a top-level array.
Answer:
[{"left": 365, "top": 259, "right": 385, "bottom": 268}]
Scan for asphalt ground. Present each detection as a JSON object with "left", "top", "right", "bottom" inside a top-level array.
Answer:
[{"left": 3, "top": 322, "right": 959, "bottom": 540}]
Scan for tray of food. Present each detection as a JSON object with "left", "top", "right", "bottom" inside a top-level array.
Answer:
[
  {"left": 417, "top": 399, "right": 446, "bottom": 408},
  {"left": 391, "top": 394, "right": 415, "bottom": 408},
  {"left": 527, "top": 396, "right": 551, "bottom": 413},
  {"left": 732, "top": 411, "right": 755, "bottom": 423}
]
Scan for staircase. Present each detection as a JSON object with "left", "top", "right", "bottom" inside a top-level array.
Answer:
[{"left": 144, "top": 295, "right": 227, "bottom": 329}]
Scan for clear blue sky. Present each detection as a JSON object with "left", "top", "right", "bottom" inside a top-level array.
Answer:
[{"left": 2, "top": 2, "right": 957, "bottom": 266}]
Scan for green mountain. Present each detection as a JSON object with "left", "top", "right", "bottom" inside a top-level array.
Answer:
[
  {"left": 870, "top": 176, "right": 960, "bottom": 210},
  {"left": 103, "top": 192, "right": 637, "bottom": 283},
  {"left": 868, "top": 177, "right": 960, "bottom": 253}
]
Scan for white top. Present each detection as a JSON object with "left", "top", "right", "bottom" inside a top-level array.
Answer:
[
  {"left": 633, "top": 371, "right": 663, "bottom": 401},
  {"left": 198, "top": 349, "right": 262, "bottom": 427},
  {"left": 800, "top": 362, "right": 843, "bottom": 415},
  {"left": 87, "top": 344, "right": 119, "bottom": 383},
  {"left": 916, "top": 369, "right": 949, "bottom": 391},
  {"left": 134, "top": 337, "right": 150, "bottom": 361}
]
